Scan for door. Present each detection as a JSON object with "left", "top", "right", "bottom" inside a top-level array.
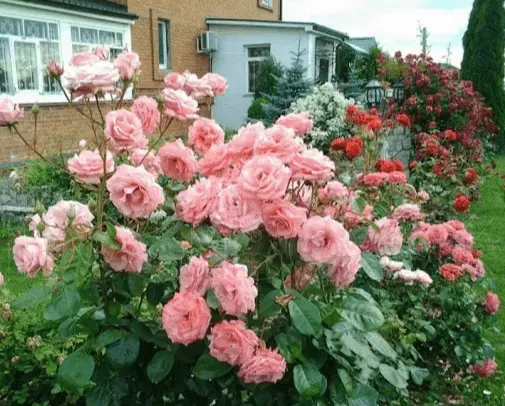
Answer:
[{"left": 318, "top": 58, "right": 329, "bottom": 83}]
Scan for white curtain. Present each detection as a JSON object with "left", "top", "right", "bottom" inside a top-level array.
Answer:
[
  {"left": 14, "top": 41, "right": 37, "bottom": 91},
  {"left": 0, "top": 37, "right": 13, "bottom": 93},
  {"left": 40, "top": 41, "right": 60, "bottom": 93}
]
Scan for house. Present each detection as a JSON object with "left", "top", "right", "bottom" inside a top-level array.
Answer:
[
  {"left": 0, "top": 0, "right": 282, "bottom": 163},
  {"left": 345, "top": 37, "right": 378, "bottom": 55},
  {"left": 207, "top": 18, "right": 348, "bottom": 129}
]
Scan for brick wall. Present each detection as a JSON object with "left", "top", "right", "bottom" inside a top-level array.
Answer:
[{"left": 0, "top": 0, "right": 280, "bottom": 164}]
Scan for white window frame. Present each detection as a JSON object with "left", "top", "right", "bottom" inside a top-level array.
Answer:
[
  {"left": 246, "top": 44, "right": 271, "bottom": 94},
  {"left": 0, "top": 2, "right": 132, "bottom": 105},
  {"left": 261, "top": 0, "right": 274, "bottom": 8},
  {"left": 70, "top": 24, "right": 125, "bottom": 59}
]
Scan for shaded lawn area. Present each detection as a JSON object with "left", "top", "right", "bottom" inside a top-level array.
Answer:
[{"left": 463, "top": 155, "right": 505, "bottom": 404}]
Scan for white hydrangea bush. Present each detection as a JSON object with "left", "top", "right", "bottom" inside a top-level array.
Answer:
[{"left": 290, "top": 83, "right": 352, "bottom": 149}]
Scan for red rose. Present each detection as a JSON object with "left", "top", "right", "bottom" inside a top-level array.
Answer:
[
  {"left": 409, "top": 161, "right": 418, "bottom": 169},
  {"left": 392, "top": 159, "right": 404, "bottom": 172},
  {"left": 453, "top": 195, "right": 470, "bottom": 212},
  {"left": 425, "top": 139, "right": 439, "bottom": 155},
  {"left": 396, "top": 113, "right": 411, "bottom": 128},
  {"left": 444, "top": 130, "right": 457, "bottom": 141},
  {"left": 433, "top": 162, "right": 444, "bottom": 177},
  {"left": 331, "top": 138, "right": 346, "bottom": 152},
  {"left": 464, "top": 168, "right": 478, "bottom": 184},
  {"left": 472, "top": 249, "right": 482, "bottom": 259},
  {"left": 367, "top": 118, "right": 382, "bottom": 132},
  {"left": 345, "top": 138, "right": 363, "bottom": 159}
]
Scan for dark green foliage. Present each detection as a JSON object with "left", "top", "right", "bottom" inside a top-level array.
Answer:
[
  {"left": 461, "top": 0, "right": 505, "bottom": 147},
  {"left": 254, "top": 56, "right": 284, "bottom": 98},
  {"left": 357, "top": 46, "right": 382, "bottom": 81},
  {"left": 336, "top": 44, "right": 357, "bottom": 83},
  {"left": 247, "top": 97, "right": 271, "bottom": 121}
]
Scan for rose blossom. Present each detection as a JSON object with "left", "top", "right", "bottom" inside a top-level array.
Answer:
[
  {"left": 238, "top": 348, "right": 286, "bottom": 384},
  {"left": 70, "top": 51, "right": 99, "bottom": 66},
  {"left": 427, "top": 224, "right": 449, "bottom": 245},
  {"left": 188, "top": 118, "right": 225, "bottom": 155},
  {"left": 198, "top": 143, "right": 232, "bottom": 178},
  {"left": 47, "top": 60, "right": 64, "bottom": 77},
  {"left": 275, "top": 112, "right": 313, "bottom": 136},
  {"left": 253, "top": 125, "right": 303, "bottom": 164},
  {"left": 106, "top": 164, "right": 164, "bottom": 219},
  {"left": 210, "top": 184, "right": 262, "bottom": 234},
  {"left": 179, "top": 256, "right": 211, "bottom": 296},
  {"left": 164, "top": 72, "right": 186, "bottom": 90},
  {"left": 290, "top": 148, "right": 335, "bottom": 181},
  {"left": 162, "top": 292, "right": 211, "bottom": 345},
  {"left": 113, "top": 51, "right": 141, "bottom": 81},
  {"left": 67, "top": 149, "right": 114, "bottom": 184},
  {"left": 211, "top": 262, "right": 258, "bottom": 316},
  {"left": 78, "top": 139, "right": 87, "bottom": 148},
  {"left": 13, "top": 237, "right": 54, "bottom": 278},
  {"left": 440, "top": 263, "right": 463, "bottom": 281},
  {"left": 159, "top": 139, "right": 198, "bottom": 182},
  {"left": 452, "top": 246, "right": 474, "bottom": 265},
  {"left": 327, "top": 240, "right": 361, "bottom": 288},
  {"left": 202, "top": 72, "right": 228, "bottom": 96},
  {"left": 101, "top": 226, "right": 147, "bottom": 273},
  {"left": 228, "top": 122, "right": 265, "bottom": 164},
  {"left": 162, "top": 88, "right": 199, "bottom": 120},
  {"left": 261, "top": 199, "right": 307, "bottom": 239},
  {"left": 284, "top": 263, "right": 315, "bottom": 290},
  {"left": 237, "top": 156, "right": 291, "bottom": 201},
  {"left": 94, "top": 45, "right": 109, "bottom": 60},
  {"left": 182, "top": 71, "right": 213, "bottom": 99},
  {"left": 209, "top": 320, "right": 259, "bottom": 366},
  {"left": 130, "top": 148, "right": 162, "bottom": 178},
  {"left": 359, "top": 172, "right": 388, "bottom": 187},
  {"left": 388, "top": 171, "right": 408, "bottom": 184},
  {"left": 417, "top": 190, "right": 430, "bottom": 202},
  {"left": 0, "top": 98, "right": 24, "bottom": 126},
  {"left": 297, "top": 216, "right": 350, "bottom": 264},
  {"left": 484, "top": 291, "right": 500, "bottom": 314},
  {"left": 131, "top": 96, "right": 161, "bottom": 136},
  {"left": 362, "top": 218, "right": 403, "bottom": 256},
  {"left": 395, "top": 269, "right": 433, "bottom": 285},
  {"left": 392, "top": 204, "right": 424, "bottom": 222},
  {"left": 41, "top": 201, "right": 94, "bottom": 241},
  {"left": 468, "top": 359, "right": 498, "bottom": 377},
  {"left": 64, "top": 60, "right": 119, "bottom": 96},
  {"left": 105, "top": 109, "right": 147, "bottom": 152},
  {"left": 380, "top": 256, "right": 404, "bottom": 272},
  {"left": 318, "top": 181, "right": 349, "bottom": 203},
  {"left": 176, "top": 177, "right": 221, "bottom": 226}
]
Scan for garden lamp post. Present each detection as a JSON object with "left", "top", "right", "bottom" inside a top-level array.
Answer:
[
  {"left": 392, "top": 81, "right": 406, "bottom": 104},
  {"left": 365, "top": 79, "right": 385, "bottom": 109}
]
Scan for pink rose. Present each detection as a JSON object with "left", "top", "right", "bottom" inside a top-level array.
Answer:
[
  {"left": 176, "top": 177, "right": 222, "bottom": 226},
  {"left": 362, "top": 218, "right": 403, "bottom": 256},
  {"left": 427, "top": 224, "right": 449, "bottom": 245},
  {"left": 392, "top": 204, "right": 424, "bottom": 222},
  {"left": 283, "top": 263, "right": 315, "bottom": 290},
  {"left": 290, "top": 148, "right": 335, "bottom": 182},
  {"left": 70, "top": 51, "right": 99, "bottom": 66},
  {"left": 130, "top": 149, "right": 162, "bottom": 178},
  {"left": 297, "top": 216, "right": 350, "bottom": 264},
  {"left": 209, "top": 320, "right": 259, "bottom": 366},
  {"left": 452, "top": 246, "right": 474, "bottom": 265},
  {"left": 238, "top": 348, "right": 287, "bottom": 384},
  {"left": 387, "top": 171, "right": 408, "bottom": 184},
  {"left": 105, "top": 109, "right": 147, "bottom": 152},
  {"left": 253, "top": 125, "right": 303, "bottom": 164},
  {"left": 452, "top": 229, "right": 474, "bottom": 249},
  {"left": 46, "top": 60, "right": 63, "bottom": 77},
  {"left": 162, "top": 88, "right": 199, "bottom": 120},
  {"left": 188, "top": 118, "right": 225, "bottom": 155},
  {"left": 106, "top": 164, "right": 164, "bottom": 219},
  {"left": 394, "top": 269, "right": 433, "bottom": 285},
  {"left": 202, "top": 72, "right": 228, "bottom": 96},
  {"left": 0, "top": 98, "right": 24, "bottom": 126},
  {"left": 179, "top": 256, "right": 211, "bottom": 296},
  {"left": 13, "top": 236, "right": 54, "bottom": 278},
  {"left": 67, "top": 149, "right": 114, "bottom": 184},
  {"left": 159, "top": 139, "right": 198, "bottom": 182},
  {"left": 261, "top": 199, "right": 307, "bottom": 239},
  {"left": 417, "top": 190, "right": 430, "bottom": 202},
  {"left": 198, "top": 143, "right": 232, "bottom": 178},
  {"left": 211, "top": 262, "right": 258, "bottom": 316},
  {"left": 327, "top": 240, "right": 361, "bottom": 288},
  {"left": 113, "top": 51, "right": 141, "bottom": 81},
  {"left": 484, "top": 291, "right": 500, "bottom": 314},
  {"left": 228, "top": 122, "right": 265, "bottom": 165},
  {"left": 0, "top": 272, "right": 3, "bottom": 285},
  {"left": 469, "top": 359, "right": 498, "bottom": 377},
  {"left": 131, "top": 96, "right": 161, "bottom": 136},
  {"left": 237, "top": 156, "right": 292, "bottom": 201},
  {"left": 360, "top": 172, "right": 389, "bottom": 187},
  {"left": 164, "top": 72, "right": 186, "bottom": 90},
  {"left": 318, "top": 181, "right": 349, "bottom": 203},
  {"left": 210, "top": 184, "right": 262, "bottom": 234},
  {"left": 162, "top": 292, "right": 211, "bottom": 345},
  {"left": 42, "top": 201, "right": 94, "bottom": 241},
  {"left": 94, "top": 46, "right": 109, "bottom": 60},
  {"left": 101, "top": 226, "right": 147, "bottom": 273},
  {"left": 275, "top": 112, "right": 313, "bottom": 136},
  {"left": 182, "top": 72, "right": 213, "bottom": 98},
  {"left": 64, "top": 60, "right": 119, "bottom": 96}
]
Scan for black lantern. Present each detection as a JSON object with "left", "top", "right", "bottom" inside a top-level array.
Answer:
[
  {"left": 365, "top": 79, "right": 385, "bottom": 108},
  {"left": 392, "top": 81, "right": 406, "bottom": 103}
]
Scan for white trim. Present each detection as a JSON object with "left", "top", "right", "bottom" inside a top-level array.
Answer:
[
  {"left": 245, "top": 44, "right": 270, "bottom": 94},
  {"left": 207, "top": 19, "right": 309, "bottom": 30}
]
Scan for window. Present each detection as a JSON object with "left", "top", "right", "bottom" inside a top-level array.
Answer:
[
  {"left": 260, "top": 0, "right": 274, "bottom": 8},
  {"left": 0, "top": 16, "right": 60, "bottom": 94},
  {"left": 158, "top": 20, "right": 171, "bottom": 70},
  {"left": 247, "top": 45, "right": 270, "bottom": 93},
  {"left": 71, "top": 25, "right": 124, "bottom": 59}
]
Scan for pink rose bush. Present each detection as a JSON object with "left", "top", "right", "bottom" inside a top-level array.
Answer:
[{"left": 7, "top": 54, "right": 500, "bottom": 404}]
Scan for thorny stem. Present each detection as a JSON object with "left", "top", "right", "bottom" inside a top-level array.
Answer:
[
  {"left": 57, "top": 79, "right": 104, "bottom": 127},
  {"left": 139, "top": 117, "right": 174, "bottom": 165}
]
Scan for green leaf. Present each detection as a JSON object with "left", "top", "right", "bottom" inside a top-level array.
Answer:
[
  {"left": 12, "top": 285, "right": 52, "bottom": 310},
  {"left": 127, "top": 273, "right": 146, "bottom": 296},
  {"left": 211, "top": 238, "right": 242, "bottom": 258},
  {"left": 58, "top": 352, "right": 95, "bottom": 392},
  {"left": 86, "top": 386, "right": 112, "bottom": 406},
  {"left": 410, "top": 367, "right": 429, "bottom": 385},
  {"left": 149, "top": 236, "right": 186, "bottom": 262},
  {"left": 180, "top": 225, "right": 216, "bottom": 248},
  {"left": 337, "top": 369, "right": 353, "bottom": 393},
  {"left": 205, "top": 289, "right": 221, "bottom": 310},
  {"left": 289, "top": 297, "right": 323, "bottom": 337},
  {"left": 92, "top": 231, "right": 121, "bottom": 250},
  {"left": 52, "top": 289, "right": 81, "bottom": 319},
  {"left": 350, "top": 196, "right": 366, "bottom": 214},
  {"left": 259, "top": 289, "right": 283, "bottom": 318},
  {"left": 379, "top": 364, "right": 408, "bottom": 389},
  {"left": 147, "top": 350, "right": 174, "bottom": 383},
  {"left": 293, "top": 364, "right": 327, "bottom": 398},
  {"left": 342, "top": 297, "right": 384, "bottom": 332},
  {"left": 94, "top": 329, "right": 123, "bottom": 350},
  {"left": 193, "top": 354, "right": 232, "bottom": 380},
  {"left": 106, "top": 333, "right": 140, "bottom": 369},
  {"left": 232, "top": 233, "right": 250, "bottom": 249},
  {"left": 146, "top": 283, "right": 165, "bottom": 305},
  {"left": 275, "top": 332, "right": 302, "bottom": 363},
  {"left": 340, "top": 333, "right": 379, "bottom": 368},
  {"left": 360, "top": 252, "right": 383, "bottom": 282},
  {"left": 347, "top": 383, "right": 378, "bottom": 406},
  {"left": 350, "top": 227, "right": 368, "bottom": 246},
  {"left": 364, "top": 332, "right": 397, "bottom": 359}
]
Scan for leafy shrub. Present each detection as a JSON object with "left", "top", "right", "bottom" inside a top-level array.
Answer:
[
  {"left": 254, "top": 56, "right": 284, "bottom": 98},
  {"left": 247, "top": 97, "right": 270, "bottom": 121}
]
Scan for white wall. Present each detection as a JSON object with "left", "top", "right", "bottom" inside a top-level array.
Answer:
[{"left": 209, "top": 25, "right": 311, "bottom": 130}]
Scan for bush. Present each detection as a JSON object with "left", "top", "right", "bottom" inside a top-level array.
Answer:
[
  {"left": 254, "top": 56, "right": 283, "bottom": 98},
  {"left": 247, "top": 97, "right": 270, "bottom": 121}
]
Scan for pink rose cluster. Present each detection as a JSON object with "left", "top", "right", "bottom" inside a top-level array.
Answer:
[
  {"left": 357, "top": 171, "right": 408, "bottom": 187},
  {"left": 362, "top": 218, "right": 404, "bottom": 256},
  {"left": 275, "top": 112, "right": 313, "bottom": 136},
  {"left": 392, "top": 203, "right": 424, "bottom": 222}
]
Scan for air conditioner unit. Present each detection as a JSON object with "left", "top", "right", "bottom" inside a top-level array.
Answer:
[{"left": 197, "top": 31, "right": 218, "bottom": 54}]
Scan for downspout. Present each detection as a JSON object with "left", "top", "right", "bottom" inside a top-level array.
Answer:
[{"left": 279, "top": 0, "right": 283, "bottom": 21}]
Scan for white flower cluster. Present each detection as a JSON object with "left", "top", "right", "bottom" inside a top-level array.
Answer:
[{"left": 290, "top": 83, "right": 352, "bottom": 149}]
